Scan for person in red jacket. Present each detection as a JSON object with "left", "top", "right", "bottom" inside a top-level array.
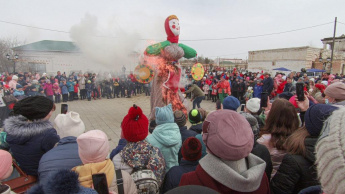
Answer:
[
  {"left": 276, "top": 76, "right": 287, "bottom": 95},
  {"left": 217, "top": 76, "right": 231, "bottom": 103},
  {"left": 179, "top": 109, "right": 270, "bottom": 194}
]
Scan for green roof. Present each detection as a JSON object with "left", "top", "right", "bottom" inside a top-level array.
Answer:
[{"left": 13, "top": 40, "right": 80, "bottom": 52}]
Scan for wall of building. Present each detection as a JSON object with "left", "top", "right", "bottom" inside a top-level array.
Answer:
[{"left": 248, "top": 46, "right": 321, "bottom": 73}]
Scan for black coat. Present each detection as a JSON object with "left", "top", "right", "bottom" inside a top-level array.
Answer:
[
  {"left": 4, "top": 115, "right": 60, "bottom": 176},
  {"left": 251, "top": 141, "right": 273, "bottom": 180},
  {"left": 262, "top": 77, "right": 274, "bottom": 93},
  {"left": 271, "top": 138, "right": 320, "bottom": 194}
]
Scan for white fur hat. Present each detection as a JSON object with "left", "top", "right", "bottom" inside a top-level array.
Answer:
[
  {"left": 316, "top": 107, "right": 345, "bottom": 194},
  {"left": 246, "top": 98, "right": 261, "bottom": 113},
  {"left": 54, "top": 111, "right": 85, "bottom": 138}
]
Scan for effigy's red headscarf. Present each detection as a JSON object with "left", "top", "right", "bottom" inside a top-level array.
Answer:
[{"left": 165, "top": 15, "right": 179, "bottom": 43}]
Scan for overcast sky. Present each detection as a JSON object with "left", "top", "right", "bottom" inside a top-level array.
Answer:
[{"left": 1, "top": 0, "right": 345, "bottom": 59}]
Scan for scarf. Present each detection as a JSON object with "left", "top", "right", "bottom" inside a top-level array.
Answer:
[{"left": 72, "top": 159, "right": 114, "bottom": 188}]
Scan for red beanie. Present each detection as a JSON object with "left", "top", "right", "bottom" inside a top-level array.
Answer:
[
  {"left": 121, "top": 105, "right": 149, "bottom": 142},
  {"left": 182, "top": 137, "right": 202, "bottom": 161}
]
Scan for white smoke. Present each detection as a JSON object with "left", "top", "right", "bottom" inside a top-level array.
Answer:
[{"left": 70, "top": 13, "right": 141, "bottom": 72}]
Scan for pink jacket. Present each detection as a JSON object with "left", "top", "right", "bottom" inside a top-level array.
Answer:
[
  {"left": 9, "top": 80, "right": 17, "bottom": 90},
  {"left": 43, "top": 83, "right": 54, "bottom": 96},
  {"left": 53, "top": 83, "right": 61, "bottom": 95}
]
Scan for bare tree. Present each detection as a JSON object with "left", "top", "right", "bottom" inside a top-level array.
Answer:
[{"left": 0, "top": 37, "right": 25, "bottom": 73}]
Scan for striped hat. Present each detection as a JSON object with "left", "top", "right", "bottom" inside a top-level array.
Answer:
[
  {"left": 315, "top": 107, "right": 345, "bottom": 194},
  {"left": 174, "top": 110, "right": 186, "bottom": 128}
]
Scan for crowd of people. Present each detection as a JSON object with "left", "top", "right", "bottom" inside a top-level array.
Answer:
[{"left": 0, "top": 68, "right": 345, "bottom": 194}]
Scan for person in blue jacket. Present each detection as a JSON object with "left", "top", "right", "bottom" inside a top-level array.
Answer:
[
  {"left": 4, "top": 96, "right": 60, "bottom": 176},
  {"left": 146, "top": 104, "right": 182, "bottom": 172},
  {"left": 163, "top": 137, "right": 202, "bottom": 193},
  {"left": 67, "top": 78, "right": 76, "bottom": 101},
  {"left": 38, "top": 111, "right": 85, "bottom": 181},
  {"left": 253, "top": 79, "right": 263, "bottom": 98}
]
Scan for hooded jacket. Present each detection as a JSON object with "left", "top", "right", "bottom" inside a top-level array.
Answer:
[
  {"left": 38, "top": 136, "right": 83, "bottom": 181},
  {"left": 27, "top": 170, "right": 97, "bottom": 194},
  {"left": 146, "top": 105, "right": 182, "bottom": 172},
  {"left": 179, "top": 153, "right": 270, "bottom": 193},
  {"left": 271, "top": 138, "right": 320, "bottom": 194},
  {"left": 4, "top": 115, "right": 60, "bottom": 176},
  {"left": 146, "top": 123, "right": 181, "bottom": 172}
]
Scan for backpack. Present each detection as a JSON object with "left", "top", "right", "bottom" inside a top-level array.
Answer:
[{"left": 130, "top": 165, "right": 159, "bottom": 194}]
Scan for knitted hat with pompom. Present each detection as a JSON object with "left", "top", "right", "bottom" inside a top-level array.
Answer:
[{"left": 121, "top": 105, "right": 149, "bottom": 142}]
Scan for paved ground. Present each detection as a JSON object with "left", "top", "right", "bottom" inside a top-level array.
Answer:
[{"left": 50, "top": 94, "right": 217, "bottom": 150}]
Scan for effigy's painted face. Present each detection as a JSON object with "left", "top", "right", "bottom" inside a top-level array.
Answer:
[{"left": 169, "top": 19, "right": 180, "bottom": 36}]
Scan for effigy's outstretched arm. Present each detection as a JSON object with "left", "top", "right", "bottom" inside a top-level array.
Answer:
[
  {"left": 145, "top": 40, "right": 171, "bottom": 55},
  {"left": 178, "top": 43, "right": 197, "bottom": 59}
]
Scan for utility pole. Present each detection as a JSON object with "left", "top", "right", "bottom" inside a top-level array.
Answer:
[{"left": 330, "top": 17, "right": 337, "bottom": 74}]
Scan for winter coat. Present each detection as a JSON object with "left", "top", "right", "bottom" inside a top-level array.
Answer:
[
  {"left": 4, "top": 115, "right": 60, "bottom": 176},
  {"left": 185, "top": 84, "right": 204, "bottom": 98},
  {"left": 271, "top": 138, "right": 319, "bottom": 194},
  {"left": 78, "top": 76, "right": 86, "bottom": 90},
  {"left": 8, "top": 80, "right": 17, "bottom": 90},
  {"left": 189, "top": 123, "right": 203, "bottom": 134},
  {"left": 251, "top": 141, "right": 273, "bottom": 181},
  {"left": 60, "top": 83, "right": 69, "bottom": 94},
  {"left": 163, "top": 159, "right": 199, "bottom": 193},
  {"left": 67, "top": 81, "right": 75, "bottom": 92},
  {"left": 38, "top": 136, "right": 83, "bottom": 181},
  {"left": 112, "top": 140, "right": 166, "bottom": 186},
  {"left": 179, "top": 154, "right": 270, "bottom": 193},
  {"left": 254, "top": 84, "right": 263, "bottom": 98},
  {"left": 27, "top": 170, "right": 97, "bottom": 194},
  {"left": 13, "top": 90, "right": 24, "bottom": 97},
  {"left": 85, "top": 83, "right": 92, "bottom": 92},
  {"left": 42, "top": 83, "right": 54, "bottom": 96},
  {"left": 179, "top": 126, "right": 198, "bottom": 144},
  {"left": 0, "top": 184, "right": 13, "bottom": 194},
  {"left": 110, "top": 138, "right": 127, "bottom": 160},
  {"left": 258, "top": 134, "right": 286, "bottom": 178},
  {"left": 238, "top": 82, "right": 246, "bottom": 93},
  {"left": 52, "top": 83, "right": 61, "bottom": 95},
  {"left": 263, "top": 77, "right": 274, "bottom": 94},
  {"left": 146, "top": 123, "right": 182, "bottom": 172},
  {"left": 231, "top": 81, "right": 239, "bottom": 92}
]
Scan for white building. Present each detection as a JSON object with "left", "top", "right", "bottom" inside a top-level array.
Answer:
[
  {"left": 248, "top": 46, "right": 321, "bottom": 73},
  {"left": 12, "top": 40, "right": 139, "bottom": 75}
]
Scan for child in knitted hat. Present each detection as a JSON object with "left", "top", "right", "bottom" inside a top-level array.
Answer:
[
  {"left": 113, "top": 104, "right": 166, "bottom": 192},
  {"left": 163, "top": 137, "right": 202, "bottom": 193},
  {"left": 147, "top": 104, "right": 182, "bottom": 172},
  {"left": 188, "top": 109, "right": 203, "bottom": 134},
  {"left": 0, "top": 150, "right": 14, "bottom": 194},
  {"left": 179, "top": 110, "right": 269, "bottom": 193},
  {"left": 73, "top": 130, "right": 137, "bottom": 193}
]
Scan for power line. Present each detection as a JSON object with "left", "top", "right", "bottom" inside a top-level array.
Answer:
[
  {"left": 0, "top": 19, "right": 333, "bottom": 42},
  {"left": 181, "top": 22, "right": 333, "bottom": 41},
  {"left": 338, "top": 21, "right": 345, "bottom": 26}
]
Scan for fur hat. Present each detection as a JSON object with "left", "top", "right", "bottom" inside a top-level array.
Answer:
[
  {"left": 324, "top": 82, "right": 345, "bottom": 101},
  {"left": 316, "top": 107, "right": 345, "bottom": 194},
  {"left": 188, "top": 109, "right": 201, "bottom": 124},
  {"left": 202, "top": 109, "right": 253, "bottom": 160},
  {"left": 223, "top": 96, "right": 240, "bottom": 111},
  {"left": 122, "top": 105, "right": 149, "bottom": 142},
  {"left": 181, "top": 137, "right": 202, "bottom": 161},
  {"left": 54, "top": 111, "right": 85, "bottom": 138},
  {"left": 0, "top": 150, "right": 12, "bottom": 180},
  {"left": 174, "top": 110, "right": 186, "bottom": 128},
  {"left": 246, "top": 98, "right": 260, "bottom": 113},
  {"left": 240, "top": 112, "right": 260, "bottom": 141},
  {"left": 305, "top": 104, "right": 338, "bottom": 137},
  {"left": 13, "top": 96, "right": 54, "bottom": 120},
  {"left": 77, "top": 130, "right": 109, "bottom": 164}
]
